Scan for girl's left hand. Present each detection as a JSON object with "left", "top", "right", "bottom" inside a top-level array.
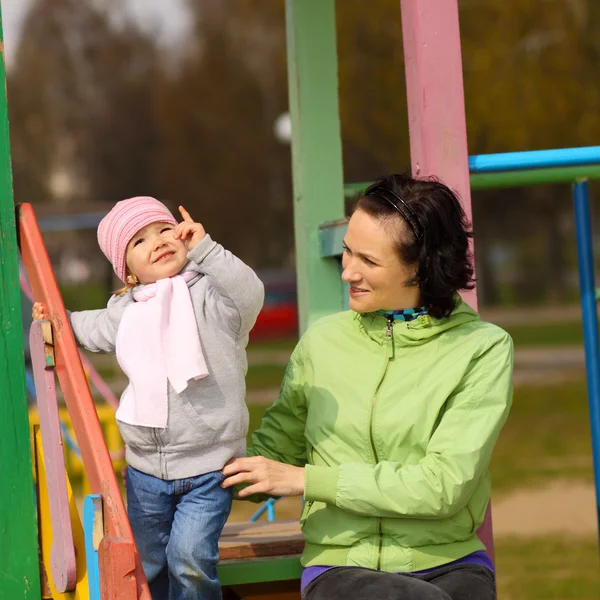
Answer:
[
  {"left": 174, "top": 205, "right": 206, "bottom": 250},
  {"left": 221, "top": 456, "right": 305, "bottom": 498}
]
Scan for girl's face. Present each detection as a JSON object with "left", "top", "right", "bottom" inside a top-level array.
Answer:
[
  {"left": 341, "top": 208, "right": 420, "bottom": 313},
  {"left": 125, "top": 221, "right": 188, "bottom": 285}
]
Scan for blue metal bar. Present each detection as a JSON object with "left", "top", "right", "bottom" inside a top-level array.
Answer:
[
  {"left": 572, "top": 180, "right": 600, "bottom": 539},
  {"left": 249, "top": 497, "right": 278, "bottom": 522},
  {"left": 37, "top": 212, "right": 106, "bottom": 232},
  {"left": 25, "top": 369, "right": 36, "bottom": 398},
  {"left": 469, "top": 146, "right": 600, "bottom": 173},
  {"left": 267, "top": 500, "right": 276, "bottom": 521}
]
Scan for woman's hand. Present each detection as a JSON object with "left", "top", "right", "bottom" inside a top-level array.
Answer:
[
  {"left": 221, "top": 456, "right": 305, "bottom": 498},
  {"left": 174, "top": 205, "right": 206, "bottom": 251},
  {"left": 32, "top": 302, "right": 48, "bottom": 320}
]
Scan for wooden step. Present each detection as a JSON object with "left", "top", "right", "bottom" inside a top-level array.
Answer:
[{"left": 219, "top": 520, "right": 304, "bottom": 561}]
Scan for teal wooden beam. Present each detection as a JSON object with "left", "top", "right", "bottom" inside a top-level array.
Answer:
[
  {"left": 320, "top": 221, "right": 349, "bottom": 258},
  {"left": 285, "top": 0, "right": 346, "bottom": 331},
  {"left": 218, "top": 556, "right": 302, "bottom": 587},
  {"left": 344, "top": 165, "right": 600, "bottom": 197},
  {"left": 0, "top": 5, "right": 42, "bottom": 597}
]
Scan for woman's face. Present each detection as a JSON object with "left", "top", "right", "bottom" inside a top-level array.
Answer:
[{"left": 341, "top": 208, "right": 420, "bottom": 312}]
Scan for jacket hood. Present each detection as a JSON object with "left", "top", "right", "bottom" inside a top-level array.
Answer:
[{"left": 357, "top": 298, "right": 480, "bottom": 346}]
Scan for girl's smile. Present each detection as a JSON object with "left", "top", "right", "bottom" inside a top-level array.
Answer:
[{"left": 126, "top": 222, "right": 188, "bottom": 284}]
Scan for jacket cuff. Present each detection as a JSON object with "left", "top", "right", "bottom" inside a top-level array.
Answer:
[
  {"left": 304, "top": 465, "right": 339, "bottom": 505},
  {"left": 187, "top": 233, "right": 217, "bottom": 265}
]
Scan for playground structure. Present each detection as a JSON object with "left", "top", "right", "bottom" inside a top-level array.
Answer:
[{"left": 1, "top": 1, "right": 600, "bottom": 598}]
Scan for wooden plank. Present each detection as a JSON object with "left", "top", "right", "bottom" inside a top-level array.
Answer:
[
  {"left": 17, "top": 203, "right": 151, "bottom": 599},
  {"left": 219, "top": 520, "right": 303, "bottom": 561},
  {"left": 83, "top": 495, "right": 103, "bottom": 600},
  {"left": 400, "top": 0, "right": 493, "bottom": 559},
  {"left": 98, "top": 537, "right": 137, "bottom": 600},
  {"left": 30, "top": 320, "right": 77, "bottom": 592},
  {"left": 285, "top": 0, "right": 346, "bottom": 331},
  {"left": 218, "top": 556, "right": 302, "bottom": 587},
  {"left": 400, "top": 0, "right": 477, "bottom": 312},
  {"left": 225, "top": 580, "right": 301, "bottom": 600},
  {"left": 33, "top": 427, "right": 91, "bottom": 600},
  {"left": 0, "top": 7, "right": 41, "bottom": 598}
]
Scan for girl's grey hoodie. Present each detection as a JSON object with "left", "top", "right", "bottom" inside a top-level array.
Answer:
[{"left": 70, "top": 234, "right": 264, "bottom": 480}]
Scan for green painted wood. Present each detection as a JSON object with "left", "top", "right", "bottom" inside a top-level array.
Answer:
[
  {"left": 470, "top": 165, "right": 600, "bottom": 189},
  {"left": 344, "top": 165, "right": 600, "bottom": 199},
  {"left": 218, "top": 556, "right": 302, "bottom": 586},
  {"left": 320, "top": 221, "right": 349, "bottom": 258},
  {"left": 286, "top": 0, "right": 346, "bottom": 332},
  {"left": 0, "top": 6, "right": 42, "bottom": 598}
]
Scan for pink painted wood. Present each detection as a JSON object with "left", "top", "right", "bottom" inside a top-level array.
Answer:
[
  {"left": 400, "top": 0, "right": 477, "bottom": 311},
  {"left": 20, "top": 268, "right": 119, "bottom": 411},
  {"left": 29, "top": 319, "right": 77, "bottom": 592},
  {"left": 400, "top": 0, "right": 494, "bottom": 560}
]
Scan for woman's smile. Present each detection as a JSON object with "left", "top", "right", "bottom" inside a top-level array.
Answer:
[{"left": 349, "top": 285, "right": 370, "bottom": 297}]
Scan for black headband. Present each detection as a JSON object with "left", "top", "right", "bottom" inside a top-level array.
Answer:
[{"left": 365, "top": 186, "right": 423, "bottom": 242}]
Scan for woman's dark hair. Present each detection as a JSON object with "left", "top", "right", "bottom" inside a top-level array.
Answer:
[{"left": 355, "top": 173, "right": 475, "bottom": 318}]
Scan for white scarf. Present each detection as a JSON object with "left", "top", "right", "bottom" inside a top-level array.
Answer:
[{"left": 115, "top": 271, "right": 208, "bottom": 428}]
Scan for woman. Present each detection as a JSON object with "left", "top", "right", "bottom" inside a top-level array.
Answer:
[{"left": 222, "top": 173, "right": 513, "bottom": 600}]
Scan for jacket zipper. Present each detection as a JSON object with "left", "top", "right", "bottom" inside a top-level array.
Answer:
[{"left": 369, "top": 316, "right": 394, "bottom": 570}]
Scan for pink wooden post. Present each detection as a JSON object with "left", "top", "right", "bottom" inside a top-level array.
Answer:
[
  {"left": 30, "top": 320, "right": 77, "bottom": 592},
  {"left": 400, "top": 0, "right": 494, "bottom": 559},
  {"left": 400, "top": 0, "right": 477, "bottom": 311}
]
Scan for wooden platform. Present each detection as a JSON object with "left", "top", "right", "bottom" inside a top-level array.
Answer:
[
  {"left": 219, "top": 520, "right": 304, "bottom": 561},
  {"left": 218, "top": 520, "right": 304, "bottom": 598}
]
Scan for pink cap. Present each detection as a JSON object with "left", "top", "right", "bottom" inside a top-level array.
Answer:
[{"left": 97, "top": 196, "right": 178, "bottom": 283}]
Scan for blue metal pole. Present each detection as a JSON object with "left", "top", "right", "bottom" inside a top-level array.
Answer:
[
  {"left": 470, "top": 146, "right": 600, "bottom": 173},
  {"left": 572, "top": 180, "right": 600, "bottom": 539}
]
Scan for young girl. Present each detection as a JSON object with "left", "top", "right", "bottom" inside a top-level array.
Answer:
[{"left": 33, "top": 196, "right": 264, "bottom": 600}]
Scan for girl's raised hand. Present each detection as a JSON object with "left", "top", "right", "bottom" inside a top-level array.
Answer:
[
  {"left": 32, "top": 302, "right": 48, "bottom": 321},
  {"left": 174, "top": 206, "right": 206, "bottom": 251}
]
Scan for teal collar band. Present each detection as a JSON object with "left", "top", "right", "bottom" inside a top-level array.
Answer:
[{"left": 377, "top": 306, "right": 428, "bottom": 322}]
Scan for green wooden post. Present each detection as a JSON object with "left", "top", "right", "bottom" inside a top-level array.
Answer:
[
  {"left": 0, "top": 5, "right": 42, "bottom": 597},
  {"left": 285, "top": 0, "right": 346, "bottom": 332}
]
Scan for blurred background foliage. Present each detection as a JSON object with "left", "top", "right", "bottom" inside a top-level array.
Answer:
[{"left": 7, "top": 0, "right": 600, "bottom": 306}]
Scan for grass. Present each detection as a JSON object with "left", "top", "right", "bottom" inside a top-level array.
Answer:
[
  {"left": 490, "top": 381, "right": 593, "bottom": 493},
  {"left": 248, "top": 338, "right": 298, "bottom": 352},
  {"left": 245, "top": 364, "right": 287, "bottom": 389},
  {"left": 504, "top": 320, "right": 585, "bottom": 347},
  {"left": 495, "top": 536, "right": 600, "bottom": 600}
]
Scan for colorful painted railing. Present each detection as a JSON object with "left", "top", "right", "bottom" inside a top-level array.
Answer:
[{"left": 18, "top": 202, "right": 151, "bottom": 599}]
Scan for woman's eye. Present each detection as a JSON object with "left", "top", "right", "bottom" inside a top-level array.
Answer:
[
  {"left": 364, "top": 257, "right": 376, "bottom": 266},
  {"left": 342, "top": 244, "right": 350, "bottom": 254}
]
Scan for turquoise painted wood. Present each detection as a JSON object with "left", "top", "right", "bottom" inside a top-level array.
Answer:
[
  {"left": 285, "top": 0, "right": 346, "bottom": 332},
  {"left": 83, "top": 495, "right": 103, "bottom": 600},
  {"left": 218, "top": 556, "right": 302, "bottom": 587},
  {"left": 0, "top": 4, "right": 42, "bottom": 597}
]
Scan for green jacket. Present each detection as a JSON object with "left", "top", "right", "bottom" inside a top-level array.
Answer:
[{"left": 248, "top": 300, "right": 513, "bottom": 572}]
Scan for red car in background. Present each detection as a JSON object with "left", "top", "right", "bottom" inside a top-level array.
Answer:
[{"left": 250, "top": 270, "right": 298, "bottom": 340}]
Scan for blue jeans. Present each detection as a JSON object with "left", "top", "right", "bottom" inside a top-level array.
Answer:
[{"left": 126, "top": 467, "right": 233, "bottom": 600}]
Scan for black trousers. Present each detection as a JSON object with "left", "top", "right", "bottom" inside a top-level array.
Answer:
[{"left": 302, "top": 564, "right": 496, "bottom": 600}]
